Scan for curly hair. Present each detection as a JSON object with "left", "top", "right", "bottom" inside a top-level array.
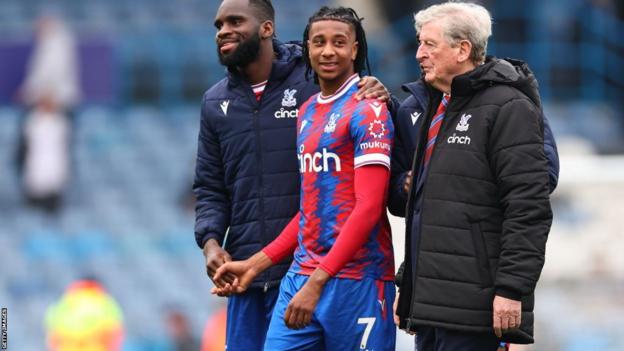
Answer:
[{"left": 302, "top": 6, "right": 372, "bottom": 82}]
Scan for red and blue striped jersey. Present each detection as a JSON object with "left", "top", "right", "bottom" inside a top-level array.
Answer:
[{"left": 292, "top": 74, "right": 395, "bottom": 281}]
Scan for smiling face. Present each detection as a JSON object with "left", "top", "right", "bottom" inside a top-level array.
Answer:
[
  {"left": 416, "top": 20, "right": 465, "bottom": 93},
  {"left": 214, "top": 0, "right": 270, "bottom": 68},
  {"left": 307, "top": 19, "right": 358, "bottom": 93}
]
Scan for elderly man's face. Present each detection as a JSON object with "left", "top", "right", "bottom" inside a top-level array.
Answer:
[{"left": 416, "top": 20, "right": 462, "bottom": 93}]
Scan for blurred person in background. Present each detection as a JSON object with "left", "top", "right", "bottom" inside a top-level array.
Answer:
[
  {"left": 200, "top": 307, "right": 226, "bottom": 351},
  {"left": 19, "top": 15, "right": 80, "bottom": 111},
  {"left": 193, "top": 0, "right": 390, "bottom": 350},
  {"left": 45, "top": 279, "right": 124, "bottom": 351},
  {"left": 389, "top": 2, "right": 553, "bottom": 350},
  {"left": 165, "top": 309, "right": 200, "bottom": 351},
  {"left": 16, "top": 14, "right": 80, "bottom": 213},
  {"left": 18, "top": 98, "right": 71, "bottom": 213}
]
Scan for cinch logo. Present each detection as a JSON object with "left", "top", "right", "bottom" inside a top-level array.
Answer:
[
  {"left": 274, "top": 108, "right": 299, "bottom": 119},
  {"left": 298, "top": 145, "right": 342, "bottom": 173},
  {"left": 447, "top": 133, "right": 471, "bottom": 145}
]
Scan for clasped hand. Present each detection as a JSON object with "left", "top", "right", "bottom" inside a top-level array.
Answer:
[{"left": 211, "top": 260, "right": 257, "bottom": 296}]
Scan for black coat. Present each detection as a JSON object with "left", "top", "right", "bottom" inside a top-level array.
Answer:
[
  {"left": 388, "top": 77, "right": 559, "bottom": 217},
  {"left": 394, "top": 58, "right": 553, "bottom": 344}
]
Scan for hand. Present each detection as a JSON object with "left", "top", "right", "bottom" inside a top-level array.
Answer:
[
  {"left": 493, "top": 295, "right": 521, "bottom": 338},
  {"left": 203, "top": 239, "right": 235, "bottom": 286},
  {"left": 284, "top": 282, "right": 322, "bottom": 329},
  {"left": 403, "top": 171, "right": 413, "bottom": 194},
  {"left": 393, "top": 291, "right": 400, "bottom": 326},
  {"left": 211, "top": 251, "right": 274, "bottom": 296},
  {"left": 284, "top": 269, "right": 329, "bottom": 329},
  {"left": 211, "top": 259, "right": 258, "bottom": 296},
  {"left": 355, "top": 76, "right": 390, "bottom": 102},
  {"left": 393, "top": 292, "right": 416, "bottom": 335}
]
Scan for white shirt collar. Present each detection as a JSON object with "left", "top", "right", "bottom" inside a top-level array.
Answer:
[{"left": 317, "top": 74, "right": 360, "bottom": 104}]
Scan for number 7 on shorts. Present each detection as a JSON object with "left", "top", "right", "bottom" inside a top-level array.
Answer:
[{"left": 357, "top": 317, "right": 376, "bottom": 350}]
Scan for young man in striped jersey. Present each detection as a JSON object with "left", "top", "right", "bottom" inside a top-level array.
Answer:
[{"left": 212, "top": 6, "right": 396, "bottom": 351}]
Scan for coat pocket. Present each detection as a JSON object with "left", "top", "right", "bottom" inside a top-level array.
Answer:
[{"left": 470, "top": 222, "right": 493, "bottom": 287}]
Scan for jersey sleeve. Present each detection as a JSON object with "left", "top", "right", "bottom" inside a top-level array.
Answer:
[
  {"left": 262, "top": 213, "right": 300, "bottom": 264},
  {"left": 318, "top": 165, "right": 389, "bottom": 276},
  {"left": 349, "top": 99, "right": 394, "bottom": 169}
]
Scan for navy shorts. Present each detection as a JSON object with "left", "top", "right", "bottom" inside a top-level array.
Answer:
[{"left": 225, "top": 286, "right": 279, "bottom": 351}]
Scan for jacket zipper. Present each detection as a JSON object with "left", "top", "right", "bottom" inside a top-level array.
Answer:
[
  {"left": 404, "top": 92, "right": 442, "bottom": 330},
  {"left": 248, "top": 84, "right": 270, "bottom": 290},
  {"left": 403, "top": 110, "right": 426, "bottom": 331}
]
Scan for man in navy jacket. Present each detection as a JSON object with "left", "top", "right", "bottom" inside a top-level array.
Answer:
[{"left": 193, "top": 1, "right": 389, "bottom": 349}]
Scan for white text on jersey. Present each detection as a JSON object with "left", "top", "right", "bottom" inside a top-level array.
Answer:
[
  {"left": 360, "top": 141, "right": 391, "bottom": 151},
  {"left": 298, "top": 146, "right": 342, "bottom": 173}
]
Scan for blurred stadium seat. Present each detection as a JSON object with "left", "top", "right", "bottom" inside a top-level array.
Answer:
[{"left": 0, "top": 104, "right": 212, "bottom": 350}]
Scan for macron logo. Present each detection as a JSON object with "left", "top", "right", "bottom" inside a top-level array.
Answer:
[
  {"left": 220, "top": 100, "right": 230, "bottom": 116},
  {"left": 369, "top": 102, "right": 383, "bottom": 118},
  {"left": 411, "top": 111, "right": 421, "bottom": 126}
]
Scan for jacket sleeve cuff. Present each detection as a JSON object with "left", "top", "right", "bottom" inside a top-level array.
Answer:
[
  {"left": 395, "top": 261, "right": 405, "bottom": 288},
  {"left": 396, "top": 172, "right": 408, "bottom": 199},
  {"left": 197, "top": 232, "right": 223, "bottom": 249},
  {"left": 388, "top": 172, "right": 408, "bottom": 217},
  {"left": 495, "top": 287, "right": 522, "bottom": 301}
]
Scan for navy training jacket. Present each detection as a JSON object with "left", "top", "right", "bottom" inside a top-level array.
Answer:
[
  {"left": 193, "top": 41, "right": 318, "bottom": 289},
  {"left": 388, "top": 78, "right": 559, "bottom": 217}
]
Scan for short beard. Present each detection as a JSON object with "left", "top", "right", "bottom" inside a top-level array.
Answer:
[{"left": 218, "top": 32, "right": 262, "bottom": 69}]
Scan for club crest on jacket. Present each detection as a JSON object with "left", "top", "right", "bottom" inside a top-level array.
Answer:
[
  {"left": 456, "top": 113, "right": 472, "bottom": 132},
  {"left": 281, "top": 89, "right": 297, "bottom": 107}
]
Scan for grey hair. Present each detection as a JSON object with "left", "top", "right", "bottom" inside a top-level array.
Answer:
[{"left": 414, "top": 2, "right": 492, "bottom": 65}]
